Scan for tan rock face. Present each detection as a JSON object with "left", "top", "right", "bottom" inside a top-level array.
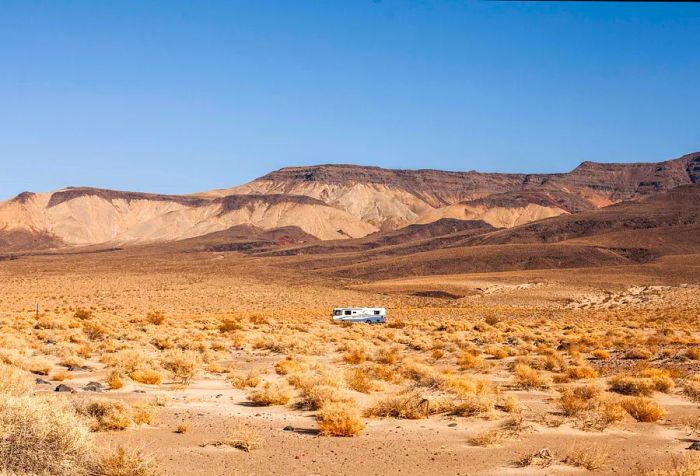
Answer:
[
  {"left": 0, "top": 152, "right": 697, "bottom": 250},
  {"left": 0, "top": 188, "right": 377, "bottom": 249}
]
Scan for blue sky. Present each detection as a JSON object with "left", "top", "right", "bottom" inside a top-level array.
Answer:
[{"left": 0, "top": 1, "right": 698, "bottom": 198}]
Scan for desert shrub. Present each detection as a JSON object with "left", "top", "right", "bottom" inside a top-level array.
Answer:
[
  {"left": 557, "top": 384, "right": 625, "bottom": 430},
  {"left": 468, "top": 428, "right": 505, "bottom": 447},
  {"left": 457, "top": 351, "right": 487, "bottom": 371},
  {"left": 514, "top": 363, "right": 546, "bottom": 389},
  {"left": 151, "top": 337, "right": 174, "bottom": 351},
  {"left": 0, "top": 395, "right": 94, "bottom": 475},
  {"left": 145, "top": 311, "right": 165, "bottom": 326},
  {"left": 485, "top": 346, "right": 509, "bottom": 360},
  {"left": 584, "top": 396, "right": 627, "bottom": 430},
  {"left": 345, "top": 368, "right": 375, "bottom": 393},
  {"left": 542, "top": 352, "right": 565, "bottom": 372},
  {"left": 622, "top": 397, "right": 666, "bottom": 422},
  {"left": 27, "top": 360, "right": 51, "bottom": 376},
  {"left": 211, "top": 426, "right": 263, "bottom": 452},
  {"left": 442, "top": 374, "right": 484, "bottom": 397},
  {"left": 60, "top": 355, "right": 84, "bottom": 369},
  {"left": 563, "top": 444, "right": 607, "bottom": 470},
  {"left": 640, "top": 369, "right": 675, "bottom": 393},
  {"left": 228, "top": 371, "right": 260, "bottom": 389},
  {"left": 367, "top": 363, "right": 401, "bottom": 384},
  {"left": 625, "top": 348, "right": 652, "bottom": 360},
  {"left": 317, "top": 402, "right": 365, "bottom": 437},
  {"left": 0, "top": 364, "right": 32, "bottom": 396},
  {"left": 131, "top": 403, "right": 157, "bottom": 426},
  {"left": 609, "top": 376, "right": 655, "bottom": 396},
  {"left": 399, "top": 361, "right": 445, "bottom": 388},
  {"left": 160, "top": 350, "right": 201, "bottom": 384},
  {"left": 82, "top": 321, "right": 107, "bottom": 341},
  {"left": 565, "top": 364, "right": 598, "bottom": 380},
  {"left": 645, "top": 455, "right": 700, "bottom": 476},
  {"left": 468, "top": 416, "right": 530, "bottom": 446},
  {"left": 52, "top": 370, "right": 71, "bottom": 382},
  {"left": 73, "top": 309, "right": 93, "bottom": 320},
  {"left": 558, "top": 385, "right": 601, "bottom": 416},
  {"left": 274, "top": 358, "right": 300, "bottom": 375},
  {"left": 683, "top": 375, "right": 700, "bottom": 402},
  {"left": 343, "top": 344, "right": 368, "bottom": 365},
  {"left": 591, "top": 349, "right": 611, "bottom": 360},
  {"left": 249, "top": 314, "right": 268, "bottom": 325},
  {"left": 365, "top": 390, "right": 454, "bottom": 419},
  {"left": 297, "top": 384, "right": 350, "bottom": 410},
  {"left": 107, "top": 372, "right": 124, "bottom": 390},
  {"left": 94, "top": 446, "right": 159, "bottom": 476},
  {"left": 248, "top": 382, "right": 292, "bottom": 406},
  {"left": 218, "top": 318, "right": 242, "bottom": 333},
  {"left": 375, "top": 346, "right": 399, "bottom": 364},
  {"left": 498, "top": 394, "right": 521, "bottom": 414},
  {"left": 75, "top": 399, "right": 133, "bottom": 431},
  {"left": 129, "top": 369, "right": 162, "bottom": 385},
  {"left": 453, "top": 395, "right": 494, "bottom": 417}
]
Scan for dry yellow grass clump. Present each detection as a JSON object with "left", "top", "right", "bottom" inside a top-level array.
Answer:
[
  {"left": 248, "top": 382, "right": 293, "bottom": 406},
  {"left": 514, "top": 363, "right": 547, "bottom": 389},
  {"left": 622, "top": 397, "right": 666, "bottom": 422},
  {"left": 73, "top": 398, "right": 158, "bottom": 431},
  {"left": 317, "top": 401, "right": 365, "bottom": 437},
  {"left": 609, "top": 375, "right": 656, "bottom": 396},
  {"left": 365, "top": 390, "right": 454, "bottom": 419},
  {"left": 0, "top": 364, "right": 157, "bottom": 475}
]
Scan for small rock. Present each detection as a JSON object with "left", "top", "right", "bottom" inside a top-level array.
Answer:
[
  {"left": 55, "top": 384, "right": 76, "bottom": 393},
  {"left": 133, "top": 390, "right": 146, "bottom": 393},
  {"left": 283, "top": 426, "right": 294, "bottom": 431},
  {"left": 215, "top": 394, "right": 223, "bottom": 398},
  {"left": 83, "top": 382, "right": 104, "bottom": 392},
  {"left": 535, "top": 448, "right": 554, "bottom": 460},
  {"left": 35, "top": 378, "right": 51, "bottom": 385},
  {"left": 688, "top": 442, "right": 700, "bottom": 451},
  {"left": 448, "top": 423, "right": 458, "bottom": 427}
]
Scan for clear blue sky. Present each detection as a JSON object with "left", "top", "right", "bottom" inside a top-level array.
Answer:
[{"left": 1, "top": 1, "right": 698, "bottom": 198}]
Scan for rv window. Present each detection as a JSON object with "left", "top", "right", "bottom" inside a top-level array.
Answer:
[
  {"left": 374, "top": 310, "right": 380, "bottom": 315},
  {"left": 333, "top": 310, "right": 342, "bottom": 316},
  {"left": 344, "top": 310, "right": 351, "bottom": 316}
]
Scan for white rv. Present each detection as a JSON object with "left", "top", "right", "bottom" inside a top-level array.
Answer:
[{"left": 332, "top": 307, "right": 386, "bottom": 324}]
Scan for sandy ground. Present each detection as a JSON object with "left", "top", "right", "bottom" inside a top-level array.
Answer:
[{"left": 3, "top": 248, "right": 700, "bottom": 475}]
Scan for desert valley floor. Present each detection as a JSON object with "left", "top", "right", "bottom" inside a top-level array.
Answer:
[{"left": 1, "top": 246, "right": 700, "bottom": 475}]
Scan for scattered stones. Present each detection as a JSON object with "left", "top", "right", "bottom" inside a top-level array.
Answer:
[
  {"left": 35, "top": 378, "right": 51, "bottom": 385},
  {"left": 83, "top": 381, "right": 104, "bottom": 392},
  {"left": 55, "top": 384, "right": 76, "bottom": 393}
]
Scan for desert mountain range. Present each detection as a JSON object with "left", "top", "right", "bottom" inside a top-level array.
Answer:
[{"left": 0, "top": 151, "right": 698, "bottom": 252}]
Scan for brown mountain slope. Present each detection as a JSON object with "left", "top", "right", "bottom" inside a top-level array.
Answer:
[
  {"left": 162, "top": 224, "right": 319, "bottom": 253},
  {"left": 256, "top": 219, "right": 495, "bottom": 257},
  {"left": 462, "top": 184, "right": 700, "bottom": 247},
  {"left": 261, "top": 184, "right": 700, "bottom": 280},
  {"left": 211, "top": 152, "right": 700, "bottom": 229}
]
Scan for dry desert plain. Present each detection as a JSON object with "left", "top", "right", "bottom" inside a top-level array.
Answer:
[{"left": 1, "top": 246, "right": 700, "bottom": 475}]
